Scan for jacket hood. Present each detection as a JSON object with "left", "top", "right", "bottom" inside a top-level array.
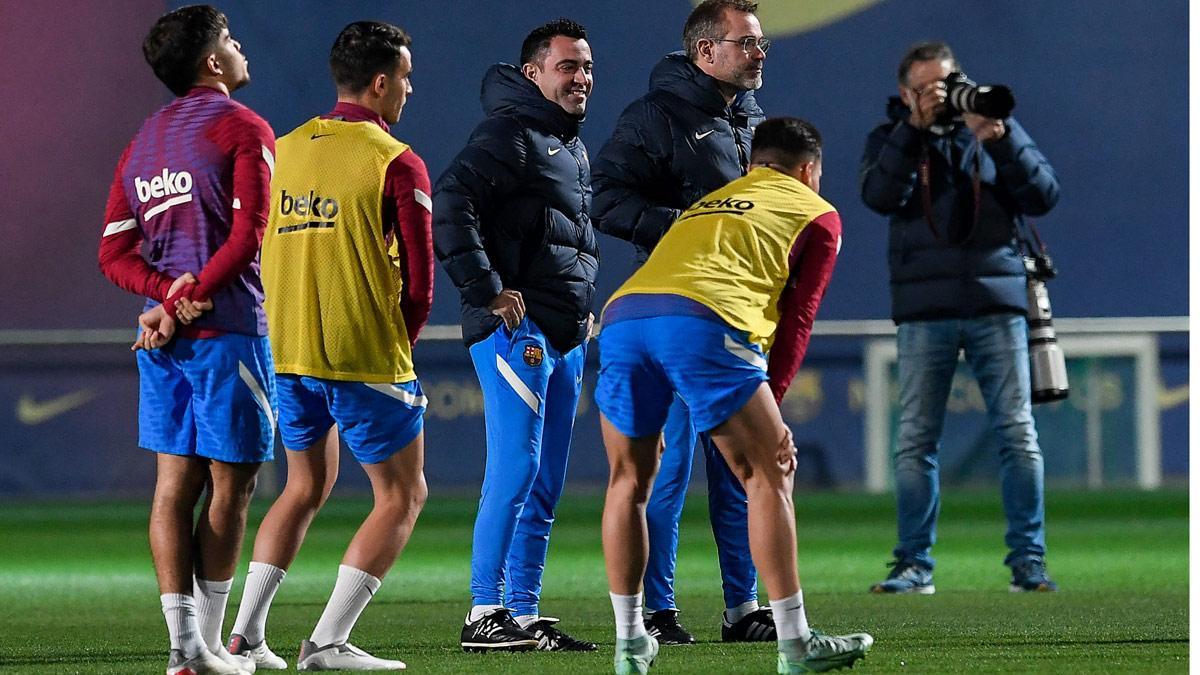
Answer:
[
  {"left": 480, "top": 63, "right": 584, "bottom": 139},
  {"left": 649, "top": 51, "right": 763, "bottom": 118},
  {"left": 886, "top": 96, "right": 911, "bottom": 122}
]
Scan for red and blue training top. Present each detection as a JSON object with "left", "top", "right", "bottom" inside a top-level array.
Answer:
[{"left": 99, "top": 86, "right": 275, "bottom": 338}]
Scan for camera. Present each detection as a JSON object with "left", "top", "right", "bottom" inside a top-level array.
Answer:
[
  {"left": 1024, "top": 254, "right": 1069, "bottom": 403},
  {"left": 943, "top": 71, "right": 1016, "bottom": 120}
]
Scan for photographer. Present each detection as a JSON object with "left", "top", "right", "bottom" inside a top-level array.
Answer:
[{"left": 860, "top": 41, "right": 1060, "bottom": 594}]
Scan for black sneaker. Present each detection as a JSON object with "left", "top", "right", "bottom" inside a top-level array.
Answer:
[
  {"left": 1010, "top": 557, "right": 1059, "bottom": 592},
  {"left": 721, "top": 607, "right": 777, "bottom": 642},
  {"left": 644, "top": 609, "right": 696, "bottom": 645},
  {"left": 460, "top": 608, "right": 539, "bottom": 652},
  {"left": 526, "top": 617, "right": 598, "bottom": 651}
]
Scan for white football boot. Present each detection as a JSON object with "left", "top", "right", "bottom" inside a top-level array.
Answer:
[{"left": 296, "top": 640, "right": 406, "bottom": 671}]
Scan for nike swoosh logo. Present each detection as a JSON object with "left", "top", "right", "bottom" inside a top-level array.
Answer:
[
  {"left": 548, "top": 147, "right": 562, "bottom": 156},
  {"left": 310, "top": 133, "right": 336, "bottom": 140},
  {"left": 1159, "top": 383, "right": 1188, "bottom": 409},
  {"left": 694, "top": 129, "right": 715, "bottom": 140},
  {"left": 16, "top": 389, "right": 98, "bottom": 425}
]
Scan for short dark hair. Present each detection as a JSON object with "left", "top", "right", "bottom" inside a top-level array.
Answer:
[
  {"left": 750, "top": 117, "right": 822, "bottom": 169},
  {"left": 330, "top": 21, "right": 412, "bottom": 93},
  {"left": 682, "top": 0, "right": 759, "bottom": 60},
  {"left": 142, "top": 4, "right": 228, "bottom": 96},
  {"left": 898, "top": 41, "right": 959, "bottom": 85},
  {"left": 520, "top": 18, "right": 588, "bottom": 67}
]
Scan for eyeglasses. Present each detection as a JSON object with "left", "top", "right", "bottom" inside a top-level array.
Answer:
[{"left": 710, "top": 36, "right": 771, "bottom": 54}]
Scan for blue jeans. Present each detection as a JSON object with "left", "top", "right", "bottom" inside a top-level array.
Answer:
[
  {"left": 893, "top": 314, "right": 1046, "bottom": 569},
  {"left": 643, "top": 396, "right": 757, "bottom": 612},
  {"left": 467, "top": 319, "right": 586, "bottom": 616}
]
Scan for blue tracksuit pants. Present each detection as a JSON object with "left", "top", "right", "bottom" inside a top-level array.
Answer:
[
  {"left": 468, "top": 319, "right": 585, "bottom": 617},
  {"left": 643, "top": 396, "right": 758, "bottom": 611}
]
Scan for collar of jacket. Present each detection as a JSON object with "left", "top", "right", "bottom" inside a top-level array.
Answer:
[
  {"left": 480, "top": 63, "right": 584, "bottom": 140},
  {"left": 649, "top": 51, "right": 763, "bottom": 120}
]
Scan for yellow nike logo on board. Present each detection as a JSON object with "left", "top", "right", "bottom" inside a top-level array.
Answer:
[
  {"left": 16, "top": 389, "right": 98, "bottom": 425},
  {"left": 691, "top": 0, "right": 882, "bottom": 35}
]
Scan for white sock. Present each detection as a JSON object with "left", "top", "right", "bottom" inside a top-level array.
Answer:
[
  {"left": 309, "top": 565, "right": 381, "bottom": 647},
  {"left": 161, "top": 593, "right": 206, "bottom": 657},
  {"left": 770, "top": 591, "right": 811, "bottom": 642},
  {"left": 231, "top": 561, "right": 287, "bottom": 644},
  {"left": 514, "top": 614, "right": 540, "bottom": 629},
  {"left": 193, "top": 577, "right": 233, "bottom": 651},
  {"left": 467, "top": 604, "right": 504, "bottom": 623},
  {"left": 724, "top": 599, "right": 760, "bottom": 624},
  {"left": 610, "top": 592, "right": 647, "bottom": 641}
]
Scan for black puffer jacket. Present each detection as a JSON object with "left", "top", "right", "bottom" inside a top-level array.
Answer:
[
  {"left": 591, "top": 52, "right": 765, "bottom": 263},
  {"left": 433, "top": 64, "right": 598, "bottom": 352}
]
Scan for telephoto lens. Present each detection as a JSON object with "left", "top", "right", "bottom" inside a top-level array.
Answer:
[
  {"left": 944, "top": 72, "right": 1016, "bottom": 119},
  {"left": 1025, "top": 259, "right": 1069, "bottom": 403}
]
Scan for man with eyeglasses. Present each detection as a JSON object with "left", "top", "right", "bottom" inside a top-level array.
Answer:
[{"left": 592, "top": 0, "right": 776, "bottom": 647}]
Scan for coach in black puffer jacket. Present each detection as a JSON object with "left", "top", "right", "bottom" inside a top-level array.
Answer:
[
  {"left": 591, "top": 51, "right": 764, "bottom": 264},
  {"left": 433, "top": 63, "right": 598, "bottom": 353}
]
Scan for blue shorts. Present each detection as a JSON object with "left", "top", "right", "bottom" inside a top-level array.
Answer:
[
  {"left": 276, "top": 375, "right": 426, "bottom": 464},
  {"left": 595, "top": 315, "right": 768, "bottom": 438},
  {"left": 137, "top": 333, "right": 276, "bottom": 464}
]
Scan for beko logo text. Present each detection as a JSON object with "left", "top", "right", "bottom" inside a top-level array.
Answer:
[
  {"left": 280, "top": 190, "right": 340, "bottom": 218},
  {"left": 134, "top": 169, "right": 193, "bottom": 203}
]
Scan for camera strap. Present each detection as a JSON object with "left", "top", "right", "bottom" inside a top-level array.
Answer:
[
  {"left": 1015, "top": 214, "right": 1050, "bottom": 259},
  {"left": 919, "top": 140, "right": 981, "bottom": 241}
]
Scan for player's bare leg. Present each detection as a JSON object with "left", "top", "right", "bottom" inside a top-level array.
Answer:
[
  {"left": 196, "top": 460, "right": 261, "bottom": 580},
  {"left": 151, "top": 454, "right": 210, "bottom": 594},
  {"left": 708, "top": 383, "right": 873, "bottom": 672},
  {"left": 342, "top": 432, "right": 427, "bottom": 577},
  {"left": 192, "top": 459, "right": 260, "bottom": 670},
  {"left": 249, "top": 428, "right": 341, "bottom": 569},
  {"left": 706, "top": 384, "right": 800, "bottom": 600},
  {"left": 151, "top": 454, "right": 237, "bottom": 670},
  {"left": 297, "top": 433, "right": 426, "bottom": 671},
  {"left": 600, "top": 413, "right": 662, "bottom": 674},
  {"left": 600, "top": 416, "right": 661, "bottom": 595},
  {"left": 228, "top": 428, "right": 339, "bottom": 669}
]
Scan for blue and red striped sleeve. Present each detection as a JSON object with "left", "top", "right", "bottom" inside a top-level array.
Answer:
[
  {"left": 98, "top": 142, "right": 176, "bottom": 302},
  {"left": 384, "top": 149, "right": 434, "bottom": 344},
  {"left": 161, "top": 106, "right": 275, "bottom": 316},
  {"left": 767, "top": 210, "right": 842, "bottom": 404}
]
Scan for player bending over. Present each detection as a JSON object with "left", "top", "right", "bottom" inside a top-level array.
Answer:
[
  {"left": 594, "top": 117, "right": 873, "bottom": 674},
  {"left": 222, "top": 21, "right": 433, "bottom": 672}
]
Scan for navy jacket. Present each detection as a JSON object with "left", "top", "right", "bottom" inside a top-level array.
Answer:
[
  {"left": 591, "top": 52, "right": 765, "bottom": 263},
  {"left": 433, "top": 65, "right": 598, "bottom": 352},
  {"left": 860, "top": 98, "right": 1060, "bottom": 324}
]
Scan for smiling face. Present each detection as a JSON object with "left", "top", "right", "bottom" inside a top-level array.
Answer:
[{"left": 523, "top": 35, "right": 593, "bottom": 115}]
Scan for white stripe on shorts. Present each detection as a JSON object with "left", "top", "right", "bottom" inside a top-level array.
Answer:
[
  {"left": 238, "top": 361, "right": 276, "bottom": 436},
  {"left": 724, "top": 334, "right": 767, "bottom": 371},
  {"left": 495, "top": 354, "right": 540, "bottom": 414},
  {"left": 363, "top": 382, "right": 428, "bottom": 408}
]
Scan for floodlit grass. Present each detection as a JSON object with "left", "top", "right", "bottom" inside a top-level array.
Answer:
[{"left": 0, "top": 489, "right": 1186, "bottom": 673}]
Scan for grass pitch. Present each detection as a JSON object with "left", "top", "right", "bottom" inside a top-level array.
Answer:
[{"left": 0, "top": 488, "right": 1187, "bottom": 673}]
